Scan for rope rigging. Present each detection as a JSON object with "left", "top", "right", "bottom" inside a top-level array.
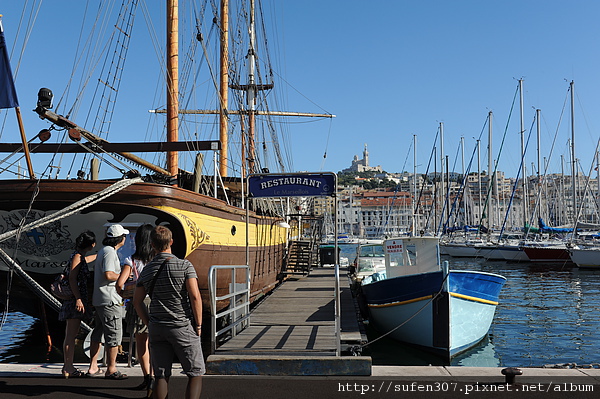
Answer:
[{"left": 0, "top": 176, "right": 142, "bottom": 332}]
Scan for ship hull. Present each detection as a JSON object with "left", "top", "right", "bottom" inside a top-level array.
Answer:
[
  {"left": 0, "top": 179, "right": 288, "bottom": 320},
  {"left": 361, "top": 270, "right": 505, "bottom": 360},
  {"left": 568, "top": 248, "right": 600, "bottom": 268},
  {"left": 521, "top": 245, "right": 572, "bottom": 263}
]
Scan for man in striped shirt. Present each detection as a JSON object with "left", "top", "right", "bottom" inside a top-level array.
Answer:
[{"left": 134, "top": 225, "right": 204, "bottom": 399}]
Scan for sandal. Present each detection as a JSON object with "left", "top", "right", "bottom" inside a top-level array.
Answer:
[
  {"left": 70, "top": 369, "right": 87, "bottom": 378},
  {"left": 105, "top": 371, "right": 128, "bottom": 380},
  {"left": 62, "top": 368, "right": 86, "bottom": 379},
  {"left": 85, "top": 368, "right": 104, "bottom": 377}
]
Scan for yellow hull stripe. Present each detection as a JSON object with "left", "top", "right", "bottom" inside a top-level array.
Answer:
[
  {"left": 150, "top": 205, "right": 290, "bottom": 256},
  {"left": 450, "top": 292, "right": 498, "bottom": 305},
  {"left": 368, "top": 295, "right": 433, "bottom": 308},
  {"left": 367, "top": 293, "right": 498, "bottom": 308}
]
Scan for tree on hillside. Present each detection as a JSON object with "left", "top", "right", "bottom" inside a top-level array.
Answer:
[{"left": 337, "top": 171, "right": 396, "bottom": 189}]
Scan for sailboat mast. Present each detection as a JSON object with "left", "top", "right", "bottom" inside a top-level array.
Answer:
[
  {"left": 477, "top": 139, "right": 481, "bottom": 226},
  {"left": 487, "top": 111, "right": 492, "bottom": 229},
  {"left": 570, "top": 80, "right": 576, "bottom": 225},
  {"left": 166, "top": 0, "right": 179, "bottom": 177},
  {"left": 219, "top": 0, "right": 229, "bottom": 177},
  {"left": 413, "top": 134, "right": 417, "bottom": 234},
  {"left": 519, "top": 79, "right": 527, "bottom": 227},
  {"left": 536, "top": 108, "right": 542, "bottom": 222},
  {"left": 439, "top": 122, "right": 445, "bottom": 232},
  {"left": 461, "top": 136, "right": 466, "bottom": 226}
]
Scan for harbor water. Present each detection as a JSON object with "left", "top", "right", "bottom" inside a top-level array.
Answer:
[
  {"left": 1, "top": 243, "right": 600, "bottom": 367},
  {"left": 346, "top": 243, "right": 600, "bottom": 368}
]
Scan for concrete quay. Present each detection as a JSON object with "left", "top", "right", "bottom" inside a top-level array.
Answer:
[
  {"left": 2, "top": 362, "right": 600, "bottom": 382},
  {"left": 0, "top": 363, "right": 599, "bottom": 399}
]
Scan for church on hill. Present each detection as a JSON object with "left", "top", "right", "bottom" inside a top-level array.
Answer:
[{"left": 342, "top": 144, "right": 382, "bottom": 173}]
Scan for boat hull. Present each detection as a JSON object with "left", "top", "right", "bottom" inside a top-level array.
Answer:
[
  {"left": 568, "top": 248, "right": 600, "bottom": 268},
  {"left": 443, "top": 244, "right": 480, "bottom": 258},
  {"left": 497, "top": 245, "right": 530, "bottom": 262},
  {"left": 361, "top": 270, "right": 505, "bottom": 359},
  {"left": 0, "top": 179, "right": 288, "bottom": 319},
  {"left": 522, "top": 246, "right": 572, "bottom": 263}
]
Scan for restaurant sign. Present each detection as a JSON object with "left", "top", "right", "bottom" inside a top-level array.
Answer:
[{"left": 248, "top": 173, "right": 336, "bottom": 198}]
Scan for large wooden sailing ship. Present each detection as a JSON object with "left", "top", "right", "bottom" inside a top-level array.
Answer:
[{"left": 0, "top": 1, "right": 332, "bottom": 323}]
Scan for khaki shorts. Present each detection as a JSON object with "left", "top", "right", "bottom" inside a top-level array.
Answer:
[
  {"left": 91, "top": 303, "right": 123, "bottom": 347},
  {"left": 149, "top": 323, "right": 205, "bottom": 378}
]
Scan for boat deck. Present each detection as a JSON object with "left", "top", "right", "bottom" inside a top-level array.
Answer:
[{"left": 206, "top": 266, "right": 371, "bottom": 375}]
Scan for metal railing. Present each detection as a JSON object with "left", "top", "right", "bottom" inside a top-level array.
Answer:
[{"left": 208, "top": 265, "right": 251, "bottom": 353}]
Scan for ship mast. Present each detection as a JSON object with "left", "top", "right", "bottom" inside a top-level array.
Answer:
[
  {"left": 219, "top": 0, "right": 229, "bottom": 177},
  {"left": 167, "top": 0, "right": 179, "bottom": 177},
  {"left": 247, "top": 0, "right": 257, "bottom": 174},
  {"left": 156, "top": 1, "right": 335, "bottom": 179}
]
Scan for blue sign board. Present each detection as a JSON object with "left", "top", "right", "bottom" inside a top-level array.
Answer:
[{"left": 248, "top": 173, "right": 336, "bottom": 198}]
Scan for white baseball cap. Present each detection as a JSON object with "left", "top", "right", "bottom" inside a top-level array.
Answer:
[{"left": 106, "top": 224, "right": 130, "bottom": 238}]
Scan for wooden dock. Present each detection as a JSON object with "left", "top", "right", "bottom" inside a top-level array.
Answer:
[{"left": 206, "top": 266, "right": 371, "bottom": 375}]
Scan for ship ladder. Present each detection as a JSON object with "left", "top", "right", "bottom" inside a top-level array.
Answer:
[{"left": 283, "top": 240, "right": 315, "bottom": 276}]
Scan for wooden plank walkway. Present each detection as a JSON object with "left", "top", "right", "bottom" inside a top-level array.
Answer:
[{"left": 215, "top": 267, "right": 365, "bottom": 357}]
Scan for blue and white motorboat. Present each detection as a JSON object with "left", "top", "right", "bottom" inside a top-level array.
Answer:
[{"left": 360, "top": 236, "right": 506, "bottom": 360}]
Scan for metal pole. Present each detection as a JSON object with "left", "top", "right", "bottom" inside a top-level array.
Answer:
[
  {"left": 477, "top": 139, "right": 481, "bottom": 226},
  {"left": 413, "top": 134, "right": 417, "bottom": 234},
  {"left": 334, "top": 173, "right": 340, "bottom": 356},
  {"left": 536, "top": 109, "right": 541, "bottom": 223},
  {"left": 461, "top": 136, "right": 465, "bottom": 226},
  {"left": 570, "top": 81, "right": 577, "bottom": 225},
  {"left": 440, "top": 122, "right": 445, "bottom": 228},
  {"left": 488, "top": 111, "right": 494, "bottom": 228},
  {"left": 519, "top": 79, "right": 528, "bottom": 226}
]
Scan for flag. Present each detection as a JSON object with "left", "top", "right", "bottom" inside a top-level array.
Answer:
[{"left": 0, "top": 19, "right": 19, "bottom": 109}]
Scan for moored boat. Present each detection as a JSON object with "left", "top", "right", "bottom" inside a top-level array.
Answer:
[
  {"left": 359, "top": 236, "right": 506, "bottom": 360},
  {"left": 442, "top": 241, "right": 480, "bottom": 258},
  {"left": 349, "top": 241, "right": 385, "bottom": 285},
  {"left": 443, "top": 238, "right": 493, "bottom": 258},
  {"left": 568, "top": 247, "right": 600, "bottom": 268},
  {"left": 0, "top": 1, "right": 332, "bottom": 328},
  {"left": 497, "top": 243, "right": 530, "bottom": 262},
  {"left": 521, "top": 241, "right": 575, "bottom": 263}
]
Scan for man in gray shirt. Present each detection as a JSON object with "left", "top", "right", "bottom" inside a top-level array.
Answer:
[
  {"left": 89, "top": 224, "right": 129, "bottom": 380},
  {"left": 134, "top": 225, "right": 204, "bottom": 399}
]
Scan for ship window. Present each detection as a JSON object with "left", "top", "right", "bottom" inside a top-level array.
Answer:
[{"left": 231, "top": 225, "right": 237, "bottom": 235}]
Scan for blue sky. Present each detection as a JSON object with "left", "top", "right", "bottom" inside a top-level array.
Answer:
[{"left": 1, "top": 0, "right": 599, "bottom": 180}]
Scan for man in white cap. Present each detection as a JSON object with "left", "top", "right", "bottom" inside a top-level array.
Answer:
[{"left": 88, "top": 224, "right": 130, "bottom": 380}]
